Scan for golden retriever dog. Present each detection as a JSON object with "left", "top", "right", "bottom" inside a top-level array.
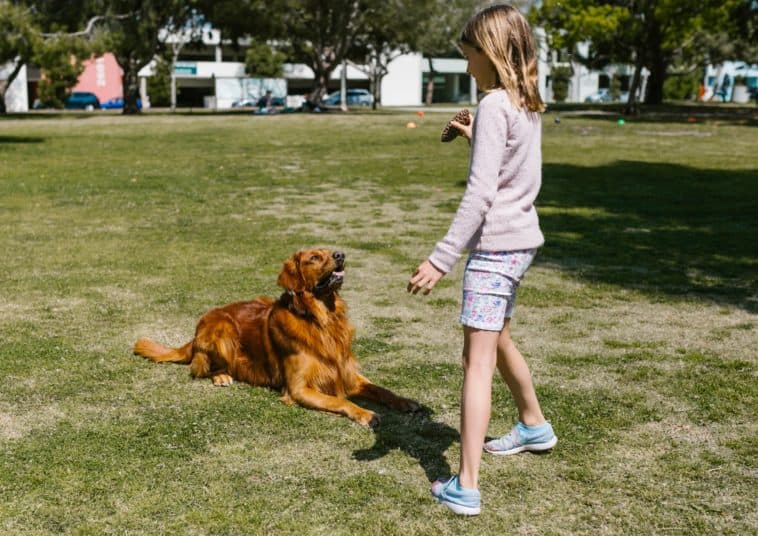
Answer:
[{"left": 134, "top": 249, "right": 418, "bottom": 427}]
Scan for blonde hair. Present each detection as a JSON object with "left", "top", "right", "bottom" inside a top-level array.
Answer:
[{"left": 460, "top": 4, "right": 545, "bottom": 113}]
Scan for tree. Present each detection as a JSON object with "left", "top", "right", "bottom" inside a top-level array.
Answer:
[
  {"left": 348, "top": 0, "right": 432, "bottom": 109},
  {"left": 532, "top": 0, "right": 748, "bottom": 110},
  {"left": 0, "top": 2, "right": 40, "bottom": 113},
  {"left": 281, "top": 0, "right": 373, "bottom": 102},
  {"left": 1, "top": 1, "right": 99, "bottom": 113},
  {"left": 145, "top": 53, "right": 172, "bottom": 106},
  {"left": 245, "top": 42, "right": 286, "bottom": 77},
  {"left": 202, "top": 0, "right": 376, "bottom": 103},
  {"left": 194, "top": 0, "right": 277, "bottom": 61},
  {"left": 91, "top": 0, "right": 196, "bottom": 114},
  {"left": 35, "top": 33, "right": 90, "bottom": 107},
  {"left": 415, "top": 0, "right": 472, "bottom": 105},
  {"left": 550, "top": 65, "right": 572, "bottom": 102}
]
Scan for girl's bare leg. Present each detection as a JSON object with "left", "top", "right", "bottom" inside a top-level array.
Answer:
[
  {"left": 496, "top": 319, "right": 546, "bottom": 426},
  {"left": 458, "top": 327, "right": 499, "bottom": 489}
]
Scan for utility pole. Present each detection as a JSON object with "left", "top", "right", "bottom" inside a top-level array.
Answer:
[{"left": 340, "top": 60, "right": 348, "bottom": 112}]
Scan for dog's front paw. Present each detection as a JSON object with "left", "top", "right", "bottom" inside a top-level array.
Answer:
[
  {"left": 357, "top": 410, "right": 381, "bottom": 429},
  {"left": 212, "top": 373, "right": 233, "bottom": 386}
]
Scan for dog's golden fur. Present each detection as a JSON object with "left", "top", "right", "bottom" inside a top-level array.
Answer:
[{"left": 133, "top": 248, "right": 418, "bottom": 427}]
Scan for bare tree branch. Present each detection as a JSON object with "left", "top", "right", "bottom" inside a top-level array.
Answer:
[{"left": 40, "top": 13, "right": 132, "bottom": 39}]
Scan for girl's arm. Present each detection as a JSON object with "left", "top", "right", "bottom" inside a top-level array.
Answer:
[{"left": 428, "top": 94, "right": 509, "bottom": 273}]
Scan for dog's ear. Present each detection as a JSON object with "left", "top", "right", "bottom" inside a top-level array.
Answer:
[{"left": 277, "top": 254, "right": 304, "bottom": 291}]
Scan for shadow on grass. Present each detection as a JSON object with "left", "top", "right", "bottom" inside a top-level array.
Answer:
[
  {"left": 353, "top": 404, "right": 459, "bottom": 483},
  {"left": 0, "top": 135, "right": 45, "bottom": 143},
  {"left": 537, "top": 160, "right": 757, "bottom": 311},
  {"left": 545, "top": 102, "right": 758, "bottom": 126}
]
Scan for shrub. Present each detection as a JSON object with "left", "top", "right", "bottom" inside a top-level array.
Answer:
[{"left": 551, "top": 66, "right": 573, "bottom": 102}]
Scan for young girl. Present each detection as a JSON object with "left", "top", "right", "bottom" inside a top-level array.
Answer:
[{"left": 407, "top": 4, "right": 556, "bottom": 516}]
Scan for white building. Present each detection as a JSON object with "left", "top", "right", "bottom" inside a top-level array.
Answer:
[{"left": 134, "top": 30, "right": 648, "bottom": 109}]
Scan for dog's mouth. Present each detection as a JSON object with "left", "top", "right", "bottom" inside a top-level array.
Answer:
[{"left": 315, "top": 260, "right": 345, "bottom": 291}]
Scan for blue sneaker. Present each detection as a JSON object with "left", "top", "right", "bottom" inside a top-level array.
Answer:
[
  {"left": 483, "top": 421, "right": 557, "bottom": 456},
  {"left": 431, "top": 475, "right": 481, "bottom": 515}
]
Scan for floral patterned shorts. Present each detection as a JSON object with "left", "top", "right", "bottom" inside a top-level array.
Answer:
[{"left": 460, "top": 249, "right": 537, "bottom": 331}]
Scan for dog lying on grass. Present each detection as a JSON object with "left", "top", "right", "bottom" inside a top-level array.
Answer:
[{"left": 134, "top": 248, "right": 419, "bottom": 427}]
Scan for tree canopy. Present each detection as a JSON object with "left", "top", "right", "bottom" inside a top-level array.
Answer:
[
  {"left": 532, "top": 0, "right": 755, "bottom": 108},
  {"left": 4, "top": 0, "right": 754, "bottom": 113}
]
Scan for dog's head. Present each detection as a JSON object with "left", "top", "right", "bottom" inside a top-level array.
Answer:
[{"left": 277, "top": 248, "right": 346, "bottom": 296}]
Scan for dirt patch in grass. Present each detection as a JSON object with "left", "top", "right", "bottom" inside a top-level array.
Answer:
[{"left": 0, "top": 402, "right": 65, "bottom": 440}]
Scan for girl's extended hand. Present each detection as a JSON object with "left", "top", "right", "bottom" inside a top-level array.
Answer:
[
  {"left": 451, "top": 119, "right": 473, "bottom": 143},
  {"left": 408, "top": 260, "right": 445, "bottom": 295}
]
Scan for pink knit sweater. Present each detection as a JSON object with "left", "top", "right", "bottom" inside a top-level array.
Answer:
[{"left": 429, "top": 90, "right": 544, "bottom": 273}]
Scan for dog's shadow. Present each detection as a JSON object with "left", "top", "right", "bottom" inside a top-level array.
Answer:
[{"left": 352, "top": 404, "right": 459, "bottom": 482}]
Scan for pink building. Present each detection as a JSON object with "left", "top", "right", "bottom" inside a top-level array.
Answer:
[{"left": 72, "top": 53, "right": 123, "bottom": 102}]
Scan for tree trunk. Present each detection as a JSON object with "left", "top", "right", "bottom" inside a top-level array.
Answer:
[
  {"left": 311, "top": 71, "right": 330, "bottom": 103},
  {"left": 373, "top": 75, "right": 382, "bottom": 110},
  {"left": 624, "top": 59, "right": 644, "bottom": 116},
  {"left": 645, "top": 55, "right": 667, "bottom": 105},
  {"left": 643, "top": 19, "right": 667, "bottom": 105},
  {"left": 308, "top": 50, "right": 334, "bottom": 104},
  {"left": 0, "top": 79, "right": 7, "bottom": 114},
  {"left": 370, "top": 72, "right": 377, "bottom": 110},
  {"left": 424, "top": 56, "right": 435, "bottom": 106},
  {"left": 370, "top": 54, "right": 378, "bottom": 111},
  {"left": 122, "top": 56, "right": 141, "bottom": 114},
  {"left": 116, "top": 54, "right": 142, "bottom": 115}
]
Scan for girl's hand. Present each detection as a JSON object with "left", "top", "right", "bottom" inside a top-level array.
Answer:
[
  {"left": 407, "top": 260, "right": 445, "bottom": 295},
  {"left": 451, "top": 119, "right": 473, "bottom": 143}
]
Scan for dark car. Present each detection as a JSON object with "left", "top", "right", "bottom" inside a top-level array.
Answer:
[
  {"left": 323, "top": 89, "right": 374, "bottom": 106},
  {"left": 100, "top": 97, "right": 142, "bottom": 110},
  {"left": 64, "top": 92, "right": 100, "bottom": 111}
]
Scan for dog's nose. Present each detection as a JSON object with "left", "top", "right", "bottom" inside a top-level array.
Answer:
[{"left": 333, "top": 251, "right": 345, "bottom": 263}]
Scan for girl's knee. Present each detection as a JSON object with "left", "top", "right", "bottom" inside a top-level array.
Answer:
[{"left": 462, "top": 350, "right": 497, "bottom": 372}]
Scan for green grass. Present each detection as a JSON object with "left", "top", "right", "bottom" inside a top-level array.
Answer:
[{"left": 1, "top": 110, "right": 756, "bottom": 534}]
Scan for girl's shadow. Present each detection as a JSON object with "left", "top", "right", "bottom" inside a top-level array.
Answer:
[{"left": 352, "top": 404, "right": 459, "bottom": 482}]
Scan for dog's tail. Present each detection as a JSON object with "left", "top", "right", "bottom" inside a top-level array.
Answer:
[{"left": 133, "top": 338, "right": 193, "bottom": 364}]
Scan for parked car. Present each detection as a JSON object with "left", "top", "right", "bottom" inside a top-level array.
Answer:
[
  {"left": 64, "top": 92, "right": 100, "bottom": 110},
  {"left": 100, "top": 97, "right": 142, "bottom": 110},
  {"left": 323, "top": 89, "right": 374, "bottom": 106},
  {"left": 231, "top": 98, "right": 256, "bottom": 108},
  {"left": 584, "top": 89, "right": 612, "bottom": 103},
  {"left": 232, "top": 96, "right": 286, "bottom": 108}
]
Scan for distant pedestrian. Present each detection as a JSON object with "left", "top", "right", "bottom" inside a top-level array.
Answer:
[
  {"left": 257, "top": 90, "right": 274, "bottom": 113},
  {"left": 721, "top": 75, "right": 731, "bottom": 102},
  {"left": 407, "top": 3, "right": 556, "bottom": 516}
]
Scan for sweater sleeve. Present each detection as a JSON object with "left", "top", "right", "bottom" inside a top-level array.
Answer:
[{"left": 428, "top": 94, "right": 509, "bottom": 273}]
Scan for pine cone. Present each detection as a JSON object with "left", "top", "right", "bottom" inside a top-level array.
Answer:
[{"left": 440, "top": 109, "right": 472, "bottom": 142}]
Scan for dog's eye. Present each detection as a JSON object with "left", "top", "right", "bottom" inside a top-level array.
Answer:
[{"left": 309, "top": 255, "right": 320, "bottom": 262}]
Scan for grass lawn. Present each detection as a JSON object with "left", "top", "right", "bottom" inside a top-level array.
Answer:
[{"left": 0, "top": 108, "right": 756, "bottom": 534}]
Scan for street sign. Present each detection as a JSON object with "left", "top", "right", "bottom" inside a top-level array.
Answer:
[{"left": 174, "top": 63, "right": 197, "bottom": 75}]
